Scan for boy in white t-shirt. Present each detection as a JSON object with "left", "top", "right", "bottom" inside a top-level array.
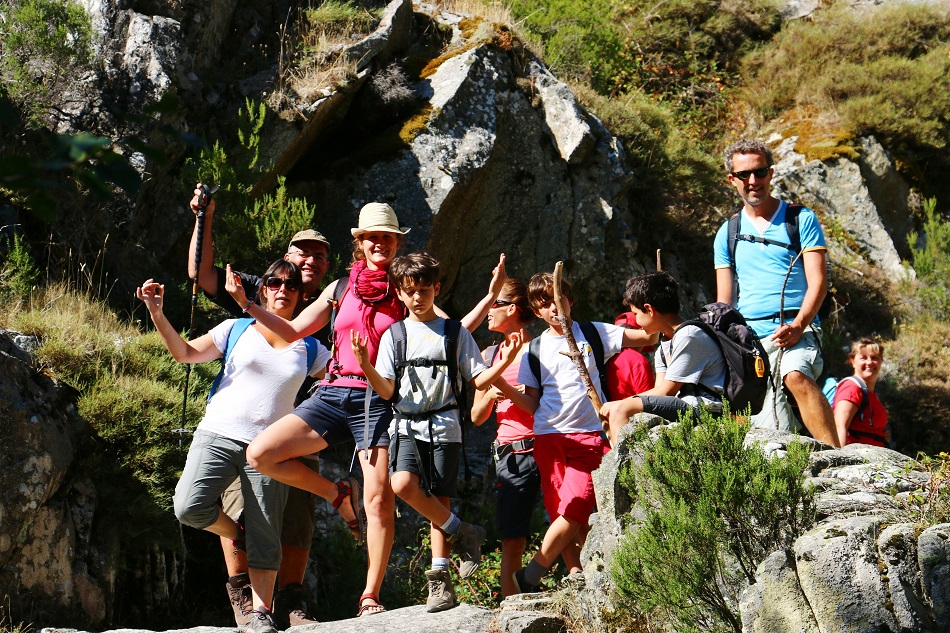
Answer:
[
  {"left": 351, "top": 252, "right": 521, "bottom": 612},
  {"left": 600, "top": 271, "right": 727, "bottom": 445},
  {"left": 509, "top": 272, "right": 655, "bottom": 594}
]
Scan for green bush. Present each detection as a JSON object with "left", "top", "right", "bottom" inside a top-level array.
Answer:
[
  {"left": 612, "top": 409, "right": 815, "bottom": 632},
  {"left": 0, "top": 233, "right": 40, "bottom": 303},
  {"left": 0, "top": 0, "right": 93, "bottom": 125},
  {"left": 182, "top": 100, "right": 318, "bottom": 274},
  {"left": 909, "top": 198, "right": 950, "bottom": 319},
  {"left": 741, "top": 3, "right": 950, "bottom": 176}
]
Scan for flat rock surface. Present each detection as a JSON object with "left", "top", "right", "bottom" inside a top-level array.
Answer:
[{"left": 41, "top": 604, "right": 496, "bottom": 633}]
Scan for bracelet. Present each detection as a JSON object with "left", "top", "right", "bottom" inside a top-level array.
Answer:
[{"left": 242, "top": 300, "right": 253, "bottom": 313}]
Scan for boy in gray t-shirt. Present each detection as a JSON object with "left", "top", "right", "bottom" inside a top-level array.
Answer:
[
  {"left": 352, "top": 253, "right": 521, "bottom": 613},
  {"left": 600, "top": 271, "right": 726, "bottom": 445}
]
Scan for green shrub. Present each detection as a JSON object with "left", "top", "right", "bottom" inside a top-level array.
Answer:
[
  {"left": 909, "top": 198, "right": 950, "bottom": 320},
  {"left": 0, "top": 0, "right": 93, "bottom": 125},
  {"left": 612, "top": 409, "right": 815, "bottom": 631},
  {"left": 304, "top": 0, "right": 377, "bottom": 37},
  {"left": 181, "top": 100, "right": 318, "bottom": 274},
  {"left": 741, "top": 3, "right": 950, "bottom": 184},
  {"left": 0, "top": 233, "right": 40, "bottom": 303}
]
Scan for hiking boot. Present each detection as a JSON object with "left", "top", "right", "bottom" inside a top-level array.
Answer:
[
  {"left": 512, "top": 568, "right": 541, "bottom": 594},
  {"left": 240, "top": 608, "right": 278, "bottom": 633},
  {"left": 226, "top": 573, "right": 253, "bottom": 627},
  {"left": 273, "top": 584, "right": 318, "bottom": 629},
  {"left": 449, "top": 521, "right": 486, "bottom": 579},
  {"left": 425, "top": 569, "right": 457, "bottom": 613}
]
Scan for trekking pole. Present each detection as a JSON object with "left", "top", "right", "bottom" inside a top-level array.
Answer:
[
  {"left": 176, "top": 184, "right": 218, "bottom": 446},
  {"left": 772, "top": 249, "right": 804, "bottom": 430},
  {"left": 656, "top": 249, "right": 662, "bottom": 272}
]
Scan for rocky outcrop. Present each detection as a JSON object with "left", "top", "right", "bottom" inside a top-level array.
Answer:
[
  {"left": 258, "top": 0, "right": 637, "bottom": 317},
  {"left": 558, "top": 420, "right": 948, "bottom": 631},
  {"left": 770, "top": 134, "right": 915, "bottom": 281}
]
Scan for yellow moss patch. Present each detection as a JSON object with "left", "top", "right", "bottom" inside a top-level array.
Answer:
[
  {"left": 399, "top": 105, "right": 436, "bottom": 144},
  {"left": 420, "top": 42, "right": 479, "bottom": 78},
  {"left": 769, "top": 106, "right": 860, "bottom": 162},
  {"left": 459, "top": 16, "right": 483, "bottom": 39}
]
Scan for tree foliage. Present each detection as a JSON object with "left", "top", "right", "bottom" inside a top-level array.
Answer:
[
  {"left": 612, "top": 409, "right": 815, "bottom": 631},
  {"left": 909, "top": 198, "right": 950, "bottom": 320},
  {"left": 0, "top": 0, "right": 93, "bottom": 125}
]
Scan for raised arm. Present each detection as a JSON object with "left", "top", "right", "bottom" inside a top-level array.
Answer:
[
  {"left": 187, "top": 183, "right": 220, "bottom": 297},
  {"left": 227, "top": 265, "right": 333, "bottom": 342},
  {"left": 137, "top": 279, "right": 222, "bottom": 364},
  {"left": 461, "top": 253, "right": 507, "bottom": 332}
]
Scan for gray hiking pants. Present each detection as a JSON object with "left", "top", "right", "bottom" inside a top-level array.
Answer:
[{"left": 174, "top": 429, "right": 287, "bottom": 570}]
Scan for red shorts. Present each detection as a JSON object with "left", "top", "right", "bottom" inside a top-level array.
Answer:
[{"left": 533, "top": 432, "right": 607, "bottom": 524}]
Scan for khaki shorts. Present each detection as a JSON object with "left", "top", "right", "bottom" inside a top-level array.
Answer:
[{"left": 222, "top": 457, "right": 319, "bottom": 549}]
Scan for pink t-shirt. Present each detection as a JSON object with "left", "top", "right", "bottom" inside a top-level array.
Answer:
[
  {"left": 495, "top": 355, "right": 535, "bottom": 445},
  {"left": 322, "top": 283, "right": 404, "bottom": 389}
]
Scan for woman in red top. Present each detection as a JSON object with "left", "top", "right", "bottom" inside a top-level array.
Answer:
[
  {"left": 833, "top": 338, "right": 889, "bottom": 447},
  {"left": 472, "top": 278, "right": 539, "bottom": 597}
]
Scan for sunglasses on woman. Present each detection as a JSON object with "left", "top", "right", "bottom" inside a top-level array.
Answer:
[
  {"left": 264, "top": 276, "right": 301, "bottom": 292},
  {"left": 491, "top": 299, "right": 513, "bottom": 309}
]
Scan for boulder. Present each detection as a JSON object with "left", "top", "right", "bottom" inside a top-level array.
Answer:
[{"left": 771, "top": 135, "right": 915, "bottom": 281}]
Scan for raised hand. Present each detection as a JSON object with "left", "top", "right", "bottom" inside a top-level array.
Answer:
[
  {"left": 497, "top": 330, "right": 523, "bottom": 366},
  {"left": 488, "top": 253, "right": 507, "bottom": 297},
  {"left": 190, "top": 182, "right": 216, "bottom": 217},
  {"left": 350, "top": 329, "right": 370, "bottom": 368},
  {"left": 136, "top": 279, "right": 165, "bottom": 314},
  {"left": 224, "top": 264, "right": 247, "bottom": 306}
]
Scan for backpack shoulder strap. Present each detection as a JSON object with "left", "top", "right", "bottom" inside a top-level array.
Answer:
[
  {"left": 727, "top": 213, "right": 741, "bottom": 267},
  {"left": 391, "top": 320, "right": 408, "bottom": 403},
  {"left": 578, "top": 322, "right": 605, "bottom": 373},
  {"left": 328, "top": 276, "right": 349, "bottom": 338},
  {"left": 840, "top": 375, "right": 870, "bottom": 421},
  {"left": 527, "top": 336, "right": 543, "bottom": 396},
  {"left": 208, "top": 318, "right": 255, "bottom": 402},
  {"left": 784, "top": 203, "right": 803, "bottom": 254},
  {"left": 578, "top": 321, "right": 609, "bottom": 398},
  {"left": 302, "top": 336, "right": 320, "bottom": 372},
  {"left": 443, "top": 319, "right": 462, "bottom": 393}
]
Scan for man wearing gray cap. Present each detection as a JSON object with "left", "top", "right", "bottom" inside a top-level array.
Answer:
[{"left": 186, "top": 184, "right": 333, "bottom": 629}]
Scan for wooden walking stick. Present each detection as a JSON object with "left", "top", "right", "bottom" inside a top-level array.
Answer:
[{"left": 552, "top": 261, "right": 610, "bottom": 443}]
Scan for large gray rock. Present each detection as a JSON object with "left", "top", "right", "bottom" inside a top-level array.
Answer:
[
  {"left": 561, "top": 423, "right": 950, "bottom": 631},
  {"left": 793, "top": 516, "right": 898, "bottom": 631},
  {"left": 0, "top": 332, "right": 110, "bottom": 625},
  {"left": 739, "top": 550, "right": 820, "bottom": 633},
  {"left": 771, "top": 135, "right": 914, "bottom": 281}
]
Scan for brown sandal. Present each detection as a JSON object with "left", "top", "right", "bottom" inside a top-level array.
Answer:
[
  {"left": 332, "top": 477, "right": 364, "bottom": 545},
  {"left": 357, "top": 592, "right": 386, "bottom": 617}
]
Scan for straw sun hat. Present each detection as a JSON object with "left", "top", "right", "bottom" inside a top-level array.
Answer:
[{"left": 351, "top": 202, "right": 411, "bottom": 237}]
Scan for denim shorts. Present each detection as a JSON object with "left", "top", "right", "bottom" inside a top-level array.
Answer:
[{"left": 295, "top": 385, "right": 392, "bottom": 449}]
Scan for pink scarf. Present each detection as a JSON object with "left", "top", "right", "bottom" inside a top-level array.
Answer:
[{"left": 348, "top": 260, "right": 400, "bottom": 346}]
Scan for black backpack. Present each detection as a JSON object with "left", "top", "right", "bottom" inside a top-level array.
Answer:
[
  {"left": 525, "top": 321, "right": 608, "bottom": 399},
  {"left": 663, "top": 302, "right": 770, "bottom": 415},
  {"left": 727, "top": 203, "right": 834, "bottom": 319}
]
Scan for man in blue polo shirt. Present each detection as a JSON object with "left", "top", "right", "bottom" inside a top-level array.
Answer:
[{"left": 713, "top": 139, "right": 839, "bottom": 447}]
